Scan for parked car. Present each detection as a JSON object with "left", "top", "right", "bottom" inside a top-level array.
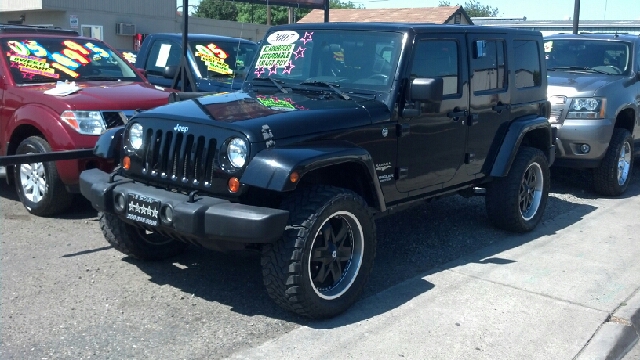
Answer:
[
  {"left": 80, "top": 22, "right": 555, "bottom": 319},
  {"left": 544, "top": 33, "right": 640, "bottom": 196},
  {"left": 0, "top": 24, "right": 172, "bottom": 216},
  {"left": 134, "top": 33, "right": 258, "bottom": 93}
]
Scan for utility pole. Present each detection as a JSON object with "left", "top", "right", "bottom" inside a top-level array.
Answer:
[
  {"left": 572, "top": 0, "right": 580, "bottom": 34},
  {"left": 267, "top": 5, "right": 271, "bottom": 25}
]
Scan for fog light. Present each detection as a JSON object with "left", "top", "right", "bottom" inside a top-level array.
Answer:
[
  {"left": 160, "top": 205, "right": 173, "bottom": 224},
  {"left": 114, "top": 193, "right": 126, "bottom": 212},
  {"left": 579, "top": 144, "right": 591, "bottom": 154}
]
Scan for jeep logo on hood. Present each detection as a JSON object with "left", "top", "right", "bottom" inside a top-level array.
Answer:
[{"left": 174, "top": 124, "right": 188, "bottom": 133}]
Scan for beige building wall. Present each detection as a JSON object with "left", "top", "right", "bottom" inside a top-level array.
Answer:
[{"left": 1, "top": 0, "right": 270, "bottom": 50}]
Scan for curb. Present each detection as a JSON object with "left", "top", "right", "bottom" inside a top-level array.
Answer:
[{"left": 576, "top": 290, "right": 640, "bottom": 360}]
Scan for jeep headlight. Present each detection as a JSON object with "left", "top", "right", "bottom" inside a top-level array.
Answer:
[
  {"left": 566, "top": 98, "right": 606, "bottom": 119},
  {"left": 227, "top": 138, "right": 248, "bottom": 168},
  {"left": 128, "top": 123, "right": 144, "bottom": 150},
  {"left": 60, "top": 110, "right": 106, "bottom": 135}
]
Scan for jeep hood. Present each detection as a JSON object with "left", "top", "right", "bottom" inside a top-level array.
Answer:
[
  {"left": 135, "top": 90, "right": 379, "bottom": 143},
  {"left": 547, "top": 71, "right": 624, "bottom": 97}
]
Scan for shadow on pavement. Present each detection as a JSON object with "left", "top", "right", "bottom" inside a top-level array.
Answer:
[{"left": 122, "top": 178, "right": 603, "bottom": 326}]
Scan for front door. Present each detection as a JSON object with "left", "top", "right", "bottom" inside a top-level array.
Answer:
[
  {"left": 396, "top": 34, "right": 469, "bottom": 194},
  {"left": 465, "top": 34, "right": 511, "bottom": 176},
  {"left": 143, "top": 39, "right": 184, "bottom": 89}
]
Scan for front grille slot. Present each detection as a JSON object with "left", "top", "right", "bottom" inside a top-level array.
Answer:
[
  {"left": 141, "top": 128, "right": 217, "bottom": 186},
  {"left": 102, "top": 111, "right": 126, "bottom": 128}
]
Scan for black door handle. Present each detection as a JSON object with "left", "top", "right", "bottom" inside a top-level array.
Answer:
[
  {"left": 492, "top": 103, "right": 511, "bottom": 113},
  {"left": 447, "top": 109, "right": 468, "bottom": 120}
]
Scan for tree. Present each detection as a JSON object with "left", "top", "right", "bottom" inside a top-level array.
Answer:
[
  {"left": 438, "top": 0, "right": 499, "bottom": 17},
  {"left": 193, "top": 0, "right": 238, "bottom": 21}
]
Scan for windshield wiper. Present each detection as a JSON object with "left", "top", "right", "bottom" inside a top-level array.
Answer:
[
  {"left": 548, "top": 66, "right": 609, "bottom": 74},
  {"left": 251, "top": 77, "right": 288, "bottom": 93},
  {"left": 298, "top": 80, "right": 350, "bottom": 100},
  {"left": 81, "top": 76, "right": 122, "bottom": 81}
]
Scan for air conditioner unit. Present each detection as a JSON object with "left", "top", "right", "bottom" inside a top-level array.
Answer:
[{"left": 116, "top": 23, "right": 136, "bottom": 36}]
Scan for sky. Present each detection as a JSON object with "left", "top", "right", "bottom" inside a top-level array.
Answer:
[{"left": 177, "top": 0, "right": 640, "bottom": 21}]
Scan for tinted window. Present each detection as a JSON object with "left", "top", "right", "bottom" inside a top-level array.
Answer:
[
  {"left": 514, "top": 40, "right": 542, "bottom": 88},
  {"left": 472, "top": 39, "right": 506, "bottom": 92},
  {"left": 189, "top": 40, "right": 257, "bottom": 80},
  {"left": 144, "top": 40, "right": 182, "bottom": 76},
  {"left": 410, "top": 40, "right": 459, "bottom": 95}
]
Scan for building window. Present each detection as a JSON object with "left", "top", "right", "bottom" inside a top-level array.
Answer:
[
  {"left": 410, "top": 39, "right": 459, "bottom": 96},
  {"left": 81, "top": 25, "right": 103, "bottom": 40},
  {"left": 514, "top": 40, "right": 542, "bottom": 88}
]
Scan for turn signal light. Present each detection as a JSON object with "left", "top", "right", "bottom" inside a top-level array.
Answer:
[
  {"left": 122, "top": 156, "right": 131, "bottom": 170},
  {"left": 289, "top": 171, "right": 299, "bottom": 183},
  {"left": 228, "top": 177, "right": 240, "bottom": 193}
]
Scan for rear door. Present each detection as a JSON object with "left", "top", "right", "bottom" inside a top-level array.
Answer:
[
  {"left": 395, "top": 33, "right": 469, "bottom": 194},
  {"left": 465, "top": 33, "right": 511, "bottom": 176}
]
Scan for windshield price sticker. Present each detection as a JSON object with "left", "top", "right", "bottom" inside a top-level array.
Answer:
[
  {"left": 256, "top": 44, "right": 295, "bottom": 68},
  {"left": 195, "top": 43, "right": 233, "bottom": 75},
  {"left": 5, "top": 39, "right": 110, "bottom": 79},
  {"left": 267, "top": 31, "right": 300, "bottom": 45}
]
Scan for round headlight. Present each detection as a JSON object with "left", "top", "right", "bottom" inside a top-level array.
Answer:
[
  {"left": 227, "top": 138, "right": 248, "bottom": 168},
  {"left": 129, "top": 123, "right": 144, "bottom": 150}
]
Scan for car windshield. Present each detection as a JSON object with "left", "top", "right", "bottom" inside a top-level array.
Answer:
[
  {"left": 544, "top": 39, "right": 631, "bottom": 75},
  {"left": 2, "top": 37, "right": 141, "bottom": 84},
  {"left": 246, "top": 29, "right": 403, "bottom": 93},
  {"left": 189, "top": 40, "right": 258, "bottom": 80}
]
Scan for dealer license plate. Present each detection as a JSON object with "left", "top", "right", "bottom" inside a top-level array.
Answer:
[{"left": 125, "top": 193, "right": 160, "bottom": 226}]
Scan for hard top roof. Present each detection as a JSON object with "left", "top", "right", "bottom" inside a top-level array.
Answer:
[
  {"left": 150, "top": 32, "right": 257, "bottom": 44},
  {"left": 266, "top": 21, "right": 542, "bottom": 36},
  {"left": 0, "top": 23, "right": 79, "bottom": 36}
]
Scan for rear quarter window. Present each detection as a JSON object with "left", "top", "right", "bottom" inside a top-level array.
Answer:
[{"left": 514, "top": 40, "right": 542, "bottom": 89}]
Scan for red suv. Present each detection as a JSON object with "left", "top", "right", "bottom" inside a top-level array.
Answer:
[{"left": 0, "top": 25, "right": 171, "bottom": 216}]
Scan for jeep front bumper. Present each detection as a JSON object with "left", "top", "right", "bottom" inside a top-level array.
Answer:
[
  {"left": 79, "top": 168, "right": 289, "bottom": 244},
  {"left": 551, "top": 118, "right": 615, "bottom": 168}
]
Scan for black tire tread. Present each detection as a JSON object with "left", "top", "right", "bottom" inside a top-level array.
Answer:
[
  {"left": 486, "top": 146, "right": 550, "bottom": 233},
  {"left": 99, "top": 211, "right": 187, "bottom": 261},
  {"left": 261, "top": 185, "right": 376, "bottom": 319},
  {"left": 592, "top": 128, "right": 633, "bottom": 196},
  {"left": 13, "top": 135, "right": 74, "bottom": 216}
]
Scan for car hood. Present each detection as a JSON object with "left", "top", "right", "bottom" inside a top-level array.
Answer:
[
  {"left": 135, "top": 90, "right": 380, "bottom": 143},
  {"left": 16, "top": 81, "right": 170, "bottom": 111},
  {"left": 547, "top": 71, "right": 624, "bottom": 97}
]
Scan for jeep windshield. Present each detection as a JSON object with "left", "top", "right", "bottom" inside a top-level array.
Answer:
[
  {"left": 246, "top": 29, "right": 403, "bottom": 94},
  {"left": 190, "top": 40, "right": 258, "bottom": 80},
  {"left": 2, "top": 37, "right": 142, "bottom": 84},
  {"left": 544, "top": 39, "right": 631, "bottom": 75}
]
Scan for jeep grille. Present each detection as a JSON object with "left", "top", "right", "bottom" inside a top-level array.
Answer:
[{"left": 140, "top": 128, "right": 217, "bottom": 187}]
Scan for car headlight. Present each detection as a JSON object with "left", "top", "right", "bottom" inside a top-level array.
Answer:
[
  {"left": 227, "top": 138, "right": 248, "bottom": 168},
  {"left": 128, "top": 123, "right": 144, "bottom": 150},
  {"left": 60, "top": 110, "right": 106, "bottom": 135},
  {"left": 566, "top": 98, "right": 606, "bottom": 119}
]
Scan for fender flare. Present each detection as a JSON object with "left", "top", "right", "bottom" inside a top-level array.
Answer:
[
  {"left": 93, "top": 126, "right": 125, "bottom": 161},
  {"left": 240, "top": 141, "right": 386, "bottom": 212},
  {"left": 490, "top": 115, "right": 555, "bottom": 177}
]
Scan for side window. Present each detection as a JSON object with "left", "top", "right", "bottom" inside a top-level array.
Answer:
[
  {"left": 410, "top": 39, "right": 459, "bottom": 96},
  {"left": 144, "top": 40, "right": 182, "bottom": 76},
  {"left": 471, "top": 39, "right": 506, "bottom": 92},
  {"left": 514, "top": 40, "right": 542, "bottom": 89}
]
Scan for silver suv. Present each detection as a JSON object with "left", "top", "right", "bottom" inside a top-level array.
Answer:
[{"left": 544, "top": 33, "right": 640, "bottom": 196}]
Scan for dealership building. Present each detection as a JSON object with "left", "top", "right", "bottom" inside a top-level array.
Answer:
[
  {"left": 0, "top": 0, "right": 270, "bottom": 50},
  {"left": 471, "top": 18, "right": 640, "bottom": 36}
]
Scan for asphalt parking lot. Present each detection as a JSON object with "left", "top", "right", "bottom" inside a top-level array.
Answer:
[{"left": 1, "top": 164, "right": 638, "bottom": 359}]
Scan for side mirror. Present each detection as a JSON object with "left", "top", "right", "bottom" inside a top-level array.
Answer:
[
  {"left": 408, "top": 77, "right": 443, "bottom": 103},
  {"left": 163, "top": 65, "right": 178, "bottom": 79}
]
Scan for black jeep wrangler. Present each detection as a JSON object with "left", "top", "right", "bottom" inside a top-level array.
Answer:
[{"left": 80, "top": 22, "right": 555, "bottom": 319}]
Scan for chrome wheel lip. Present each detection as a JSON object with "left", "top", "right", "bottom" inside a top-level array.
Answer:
[
  {"left": 617, "top": 140, "right": 632, "bottom": 186},
  {"left": 519, "top": 162, "right": 544, "bottom": 221},
  {"left": 308, "top": 210, "right": 364, "bottom": 301},
  {"left": 19, "top": 160, "right": 46, "bottom": 204}
]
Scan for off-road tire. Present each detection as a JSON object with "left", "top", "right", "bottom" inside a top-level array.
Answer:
[
  {"left": 260, "top": 185, "right": 376, "bottom": 319},
  {"left": 592, "top": 128, "right": 634, "bottom": 197},
  {"left": 485, "top": 146, "right": 550, "bottom": 233},
  {"left": 99, "top": 212, "right": 188, "bottom": 260},
  {"left": 13, "top": 136, "right": 74, "bottom": 216}
]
